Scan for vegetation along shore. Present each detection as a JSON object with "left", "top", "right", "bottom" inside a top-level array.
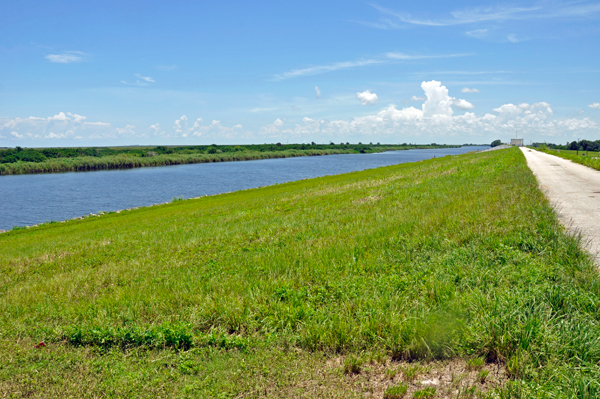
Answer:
[
  {"left": 0, "top": 143, "right": 460, "bottom": 175},
  {"left": 2, "top": 147, "right": 600, "bottom": 397}
]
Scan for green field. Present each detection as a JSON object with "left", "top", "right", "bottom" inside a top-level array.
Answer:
[
  {"left": 2, "top": 147, "right": 600, "bottom": 398},
  {"left": 0, "top": 143, "right": 458, "bottom": 175}
]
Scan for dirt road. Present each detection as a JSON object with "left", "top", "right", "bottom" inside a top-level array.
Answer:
[{"left": 521, "top": 147, "right": 600, "bottom": 262}]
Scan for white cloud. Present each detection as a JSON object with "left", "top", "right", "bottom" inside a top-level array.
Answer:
[
  {"left": 315, "top": 86, "right": 321, "bottom": 99},
  {"left": 122, "top": 74, "right": 156, "bottom": 86},
  {"left": 274, "top": 59, "right": 382, "bottom": 80},
  {"left": 411, "top": 96, "right": 426, "bottom": 101},
  {"left": 45, "top": 51, "right": 87, "bottom": 64},
  {"left": 0, "top": 112, "right": 142, "bottom": 141},
  {"left": 274, "top": 52, "right": 471, "bottom": 81},
  {"left": 357, "top": 90, "right": 379, "bottom": 105},
  {"left": 507, "top": 34, "right": 520, "bottom": 43},
  {"left": 135, "top": 74, "right": 155, "bottom": 83},
  {"left": 116, "top": 125, "right": 136, "bottom": 137},
  {"left": 589, "top": 102, "right": 600, "bottom": 109},
  {"left": 367, "top": 2, "right": 600, "bottom": 28},
  {"left": 250, "top": 107, "right": 277, "bottom": 113},
  {"left": 452, "top": 99, "right": 475, "bottom": 110},
  {"left": 48, "top": 112, "right": 69, "bottom": 121},
  {"left": 461, "top": 87, "right": 480, "bottom": 93},
  {"left": 466, "top": 29, "right": 488, "bottom": 38},
  {"left": 84, "top": 121, "right": 111, "bottom": 127},
  {"left": 252, "top": 81, "right": 594, "bottom": 141},
  {"left": 386, "top": 52, "right": 472, "bottom": 60}
]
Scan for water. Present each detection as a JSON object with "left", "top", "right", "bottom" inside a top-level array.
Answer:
[{"left": 0, "top": 146, "right": 488, "bottom": 230}]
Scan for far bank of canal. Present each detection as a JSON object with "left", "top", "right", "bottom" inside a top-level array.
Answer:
[{"left": 0, "top": 146, "right": 487, "bottom": 230}]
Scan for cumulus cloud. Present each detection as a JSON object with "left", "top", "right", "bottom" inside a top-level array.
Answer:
[
  {"left": 461, "top": 87, "right": 480, "bottom": 93},
  {"left": 252, "top": 81, "right": 596, "bottom": 141},
  {"left": 357, "top": 90, "right": 379, "bottom": 105},
  {"left": 0, "top": 112, "right": 143, "bottom": 142},
  {"left": 589, "top": 102, "right": 600, "bottom": 109},
  {"left": 452, "top": 99, "right": 476, "bottom": 110},
  {"left": 315, "top": 86, "right": 321, "bottom": 99},
  {"left": 149, "top": 117, "right": 244, "bottom": 139}
]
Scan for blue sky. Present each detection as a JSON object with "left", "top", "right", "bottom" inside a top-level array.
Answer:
[{"left": 1, "top": 0, "right": 600, "bottom": 146}]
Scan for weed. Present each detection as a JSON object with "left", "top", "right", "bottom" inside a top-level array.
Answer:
[
  {"left": 456, "top": 385, "right": 477, "bottom": 398},
  {"left": 466, "top": 357, "right": 485, "bottom": 371},
  {"left": 402, "top": 364, "right": 425, "bottom": 382},
  {"left": 343, "top": 355, "right": 364, "bottom": 375},
  {"left": 385, "top": 367, "right": 399, "bottom": 379},
  {"left": 384, "top": 383, "right": 408, "bottom": 399},
  {"left": 477, "top": 369, "right": 490, "bottom": 384},
  {"left": 413, "top": 387, "right": 436, "bottom": 398}
]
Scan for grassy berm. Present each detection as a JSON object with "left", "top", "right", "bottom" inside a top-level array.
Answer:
[{"left": 1, "top": 147, "right": 600, "bottom": 398}]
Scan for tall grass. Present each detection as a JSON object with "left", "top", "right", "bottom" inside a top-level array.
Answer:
[
  {"left": 1, "top": 148, "right": 599, "bottom": 397},
  {"left": 0, "top": 148, "right": 356, "bottom": 175}
]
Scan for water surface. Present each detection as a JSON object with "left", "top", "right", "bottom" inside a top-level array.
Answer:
[{"left": 0, "top": 146, "right": 487, "bottom": 230}]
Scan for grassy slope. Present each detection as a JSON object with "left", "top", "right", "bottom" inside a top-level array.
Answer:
[
  {"left": 535, "top": 147, "right": 600, "bottom": 171},
  {"left": 1, "top": 148, "right": 600, "bottom": 397}
]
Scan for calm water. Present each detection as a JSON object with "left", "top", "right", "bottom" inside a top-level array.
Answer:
[{"left": 0, "top": 146, "right": 487, "bottom": 230}]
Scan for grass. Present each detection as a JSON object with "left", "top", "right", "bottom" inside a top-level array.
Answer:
[
  {"left": 534, "top": 147, "right": 600, "bottom": 170},
  {"left": 384, "top": 383, "right": 408, "bottom": 398},
  {"left": 1, "top": 147, "right": 600, "bottom": 397}
]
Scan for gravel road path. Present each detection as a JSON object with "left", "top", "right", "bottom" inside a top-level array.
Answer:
[{"left": 521, "top": 147, "right": 600, "bottom": 262}]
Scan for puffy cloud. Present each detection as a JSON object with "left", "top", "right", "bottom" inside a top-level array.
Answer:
[
  {"left": 0, "top": 112, "right": 142, "bottom": 142},
  {"left": 589, "top": 102, "right": 600, "bottom": 109},
  {"left": 452, "top": 99, "right": 475, "bottom": 110},
  {"left": 251, "top": 81, "right": 597, "bottom": 141},
  {"left": 461, "top": 87, "right": 480, "bottom": 93},
  {"left": 116, "top": 125, "right": 136, "bottom": 137},
  {"left": 421, "top": 81, "right": 454, "bottom": 116},
  {"left": 357, "top": 90, "right": 379, "bottom": 105},
  {"left": 315, "top": 86, "right": 321, "bottom": 99},
  {"left": 174, "top": 115, "right": 188, "bottom": 137}
]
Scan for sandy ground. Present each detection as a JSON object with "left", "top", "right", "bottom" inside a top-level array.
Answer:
[{"left": 520, "top": 147, "right": 600, "bottom": 262}]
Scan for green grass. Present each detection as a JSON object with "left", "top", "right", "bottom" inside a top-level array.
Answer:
[
  {"left": 1, "top": 147, "right": 600, "bottom": 397},
  {"left": 534, "top": 147, "right": 600, "bottom": 171},
  {"left": 384, "top": 383, "right": 408, "bottom": 398}
]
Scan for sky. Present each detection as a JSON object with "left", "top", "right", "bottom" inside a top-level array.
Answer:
[{"left": 1, "top": 0, "right": 600, "bottom": 147}]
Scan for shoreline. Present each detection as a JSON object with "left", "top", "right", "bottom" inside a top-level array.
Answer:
[{"left": 0, "top": 145, "right": 464, "bottom": 176}]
